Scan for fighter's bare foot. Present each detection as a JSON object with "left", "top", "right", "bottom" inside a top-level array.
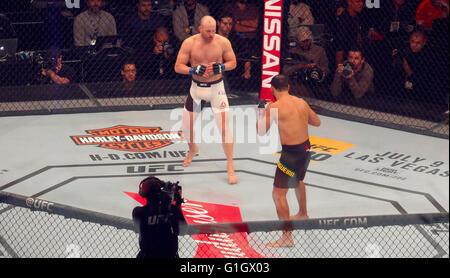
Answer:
[
  {"left": 227, "top": 163, "right": 238, "bottom": 184},
  {"left": 290, "top": 214, "right": 309, "bottom": 220},
  {"left": 266, "top": 235, "right": 294, "bottom": 248},
  {"left": 183, "top": 146, "right": 198, "bottom": 167}
]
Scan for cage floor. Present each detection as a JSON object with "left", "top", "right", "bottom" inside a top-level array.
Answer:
[{"left": 0, "top": 105, "right": 448, "bottom": 257}]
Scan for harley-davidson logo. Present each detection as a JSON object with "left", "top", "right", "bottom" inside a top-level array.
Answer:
[{"left": 71, "top": 125, "right": 184, "bottom": 152}]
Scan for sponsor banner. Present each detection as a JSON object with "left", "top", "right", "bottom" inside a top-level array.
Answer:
[
  {"left": 273, "top": 136, "right": 356, "bottom": 164},
  {"left": 309, "top": 136, "right": 356, "bottom": 155},
  {"left": 71, "top": 125, "right": 183, "bottom": 152},
  {"left": 345, "top": 151, "right": 449, "bottom": 180},
  {"left": 182, "top": 200, "right": 264, "bottom": 258},
  {"left": 260, "top": 0, "right": 284, "bottom": 101},
  {"left": 123, "top": 194, "right": 264, "bottom": 258}
]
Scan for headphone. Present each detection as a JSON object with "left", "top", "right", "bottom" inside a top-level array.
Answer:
[{"left": 138, "top": 176, "right": 164, "bottom": 198}]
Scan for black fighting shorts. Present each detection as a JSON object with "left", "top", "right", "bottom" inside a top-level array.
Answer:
[{"left": 274, "top": 140, "right": 311, "bottom": 189}]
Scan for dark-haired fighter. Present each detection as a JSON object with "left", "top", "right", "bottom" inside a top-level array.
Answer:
[
  {"left": 256, "top": 74, "right": 321, "bottom": 247},
  {"left": 175, "top": 16, "right": 238, "bottom": 184}
]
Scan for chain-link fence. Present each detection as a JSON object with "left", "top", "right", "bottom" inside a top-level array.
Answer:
[
  {"left": 0, "top": 0, "right": 448, "bottom": 137},
  {"left": 0, "top": 191, "right": 448, "bottom": 258}
]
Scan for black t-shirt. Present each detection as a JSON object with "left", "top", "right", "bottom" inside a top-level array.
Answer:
[
  {"left": 120, "top": 13, "right": 168, "bottom": 49},
  {"left": 402, "top": 46, "right": 433, "bottom": 94},
  {"left": 335, "top": 10, "right": 363, "bottom": 52},
  {"left": 132, "top": 203, "right": 185, "bottom": 258}
]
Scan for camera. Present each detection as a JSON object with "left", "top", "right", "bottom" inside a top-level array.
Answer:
[
  {"left": 15, "top": 51, "right": 43, "bottom": 64},
  {"left": 304, "top": 66, "right": 325, "bottom": 83},
  {"left": 342, "top": 61, "right": 355, "bottom": 77},
  {"left": 158, "top": 180, "right": 184, "bottom": 210},
  {"left": 16, "top": 51, "right": 58, "bottom": 70},
  {"left": 42, "top": 57, "right": 58, "bottom": 70},
  {"left": 292, "top": 65, "right": 326, "bottom": 84},
  {"left": 139, "top": 177, "right": 184, "bottom": 211},
  {"left": 289, "top": 53, "right": 326, "bottom": 84},
  {"left": 162, "top": 41, "right": 175, "bottom": 57}
]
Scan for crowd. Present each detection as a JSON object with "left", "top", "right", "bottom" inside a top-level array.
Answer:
[{"left": 1, "top": 0, "right": 448, "bottom": 120}]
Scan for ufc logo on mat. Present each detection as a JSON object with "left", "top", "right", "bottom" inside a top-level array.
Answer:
[{"left": 65, "top": 0, "right": 80, "bottom": 8}]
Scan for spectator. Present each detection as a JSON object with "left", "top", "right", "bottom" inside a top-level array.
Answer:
[
  {"left": 172, "top": 0, "right": 209, "bottom": 42},
  {"left": 228, "top": 0, "right": 259, "bottom": 40},
  {"left": 363, "top": 1, "right": 416, "bottom": 96},
  {"left": 330, "top": 47, "right": 375, "bottom": 104},
  {"left": 121, "top": 61, "right": 137, "bottom": 86},
  {"left": 227, "top": 0, "right": 260, "bottom": 80},
  {"left": 217, "top": 12, "right": 234, "bottom": 38},
  {"left": 392, "top": 29, "right": 445, "bottom": 120},
  {"left": 382, "top": 0, "right": 417, "bottom": 40},
  {"left": 334, "top": 0, "right": 364, "bottom": 66},
  {"left": 73, "top": 0, "right": 117, "bottom": 47},
  {"left": 120, "top": 0, "right": 168, "bottom": 50},
  {"left": 288, "top": 1, "right": 314, "bottom": 39},
  {"left": 40, "top": 46, "right": 76, "bottom": 85},
  {"left": 416, "top": 0, "right": 449, "bottom": 31},
  {"left": 216, "top": 11, "right": 252, "bottom": 80},
  {"left": 429, "top": 17, "right": 449, "bottom": 115},
  {"left": 394, "top": 30, "right": 432, "bottom": 98},
  {"left": 283, "top": 26, "right": 329, "bottom": 98},
  {"left": 137, "top": 27, "right": 177, "bottom": 79}
]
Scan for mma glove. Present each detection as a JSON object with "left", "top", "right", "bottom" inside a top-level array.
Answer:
[
  {"left": 258, "top": 99, "right": 269, "bottom": 116},
  {"left": 212, "top": 63, "right": 226, "bottom": 75},
  {"left": 258, "top": 99, "right": 268, "bottom": 109},
  {"left": 190, "top": 65, "right": 207, "bottom": 76}
]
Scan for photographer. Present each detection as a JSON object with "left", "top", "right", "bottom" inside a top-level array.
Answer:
[
  {"left": 330, "top": 47, "right": 374, "bottom": 105},
  {"left": 138, "top": 27, "right": 177, "bottom": 79},
  {"left": 132, "top": 175, "right": 186, "bottom": 258},
  {"left": 282, "top": 27, "right": 329, "bottom": 98},
  {"left": 40, "top": 47, "right": 75, "bottom": 85}
]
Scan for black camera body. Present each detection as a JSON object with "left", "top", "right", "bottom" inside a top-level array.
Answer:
[
  {"left": 342, "top": 61, "right": 355, "bottom": 78},
  {"left": 42, "top": 57, "right": 58, "bottom": 70},
  {"left": 16, "top": 51, "right": 58, "bottom": 70},
  {"left": 289, "top": 54, "right": 326, "bottom": 84},
  {"left": 158, "top": 180, "right": 183, "bottom": 210},
  {"left": 162, "top": 41, "right": 175, "bottom": 57},
  {"left": 139, "top": 177, "right": 184, "bottom": 213}
]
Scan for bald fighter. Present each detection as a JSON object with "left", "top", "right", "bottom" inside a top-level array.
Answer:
[
  {"left": 175, "top": 16, "right": 238, "bottom": 184},
  {"left": 257, "top": 74, "right": 321, "bottom": 247}
]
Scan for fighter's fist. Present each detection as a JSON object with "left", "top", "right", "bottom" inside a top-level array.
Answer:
[
  {"left": 212, "top": 63, "right": 225, "bottom": 75},
  {"left": 258, "top": 99, "right": 272, "bottom": 109},
  {"left": 190, "top": 65, "right": 207, "bottom": 76}
]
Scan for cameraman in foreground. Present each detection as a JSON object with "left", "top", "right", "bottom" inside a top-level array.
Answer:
[
  {"left": 40, "top": 46, "right": 75, "bottom": 85},
  {"left": 330, "top": 46, "right": 374, "bottom": 106},
  {"left": 132, "top": 176, "right": 186, "bottom": 258},
  {"left": 282, "top": 27, "right": 329, "bottom": 98}
]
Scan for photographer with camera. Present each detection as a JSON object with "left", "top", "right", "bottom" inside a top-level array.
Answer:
[
  {"left": 132, "top": 175, "right": 186, "bottom": 258},
  {"left": 138, "top": 27, "right": 177, "bottom": 79},
  {"left": 330, "top": 46, "right": 374, "bottom": 106},
  {"left": 282, "top": 27, "right": 329, "bottom": 98},
  {"left": 40, "top": 46, "right": 75, "bottom": 85}
]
